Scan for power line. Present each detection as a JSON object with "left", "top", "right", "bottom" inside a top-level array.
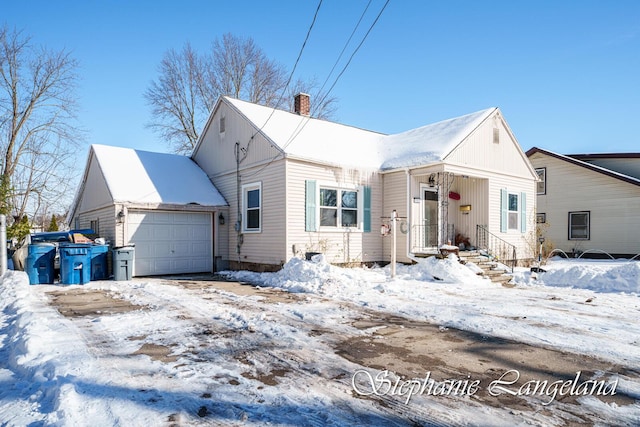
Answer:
[
  {"left": 242, "top": 0, "right": 390, "bottom": 179},
  {"left": 280, "top": 0, "right": 390, "bottom": 152}
]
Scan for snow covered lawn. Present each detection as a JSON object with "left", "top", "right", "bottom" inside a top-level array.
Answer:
[{"left": 0, "top": 256, "right": 639, "bottom": 426}]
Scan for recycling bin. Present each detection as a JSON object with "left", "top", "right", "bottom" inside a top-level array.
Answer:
[
  {"left": 26, "top": 243, "right": 56, "bottom": 285},
  {"left": 90, "top": 244, "right": 109, "bottom": 280},
  {"left": 113, "top": 246, "right": 134, "bottom": 281},
  {"left": 59, "top": 243, "right": 92, "bottom": 285}
]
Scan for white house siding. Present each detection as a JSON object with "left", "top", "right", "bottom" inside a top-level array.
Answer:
[
  {"left": 208, "top": 160, "right": 287, "bottom": 268},
  {"left": 382, "top": 170, "right": 410, "bottom": 263},
  {"left": 76, "top": 154, "right": 113, "bottom": 213},
  {"left": 445, "top": 112, "right": 533, "bottom": 178},
  {"left": 74, "top": 205, "right": 117, "bottom": 244},
  {"left": 192, "top": 99, "right": 284, "bottom": 179},
  {"left": 529, "top": 152, "right": 640, "bottom": 256},
  {"left": 443, "top": 114, "right": 537, "bottom": 261},
  {"left": 447, "top": 175, "right": 489, "bottom": 245},
  {"left": 286, "top": 159, "right": 383, "bottom": 264}
]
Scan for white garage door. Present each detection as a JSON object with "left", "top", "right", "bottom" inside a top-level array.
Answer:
[{"left": 126, "top": 210, "right": 213, "bottom": 276}]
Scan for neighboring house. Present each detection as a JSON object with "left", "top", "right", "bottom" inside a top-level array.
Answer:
[
  {"left": 191, "top": 95, "right": 537, "bottom": 272},
  {"left": 67, "top": 145, "right": 228, "bottom": 276},
  {"left": 527, "top": 147, "right": 640, "bottom": 257}
]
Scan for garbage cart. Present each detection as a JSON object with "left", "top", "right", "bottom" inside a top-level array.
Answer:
[
  {"left": 113, "top": 246, "right": 134, "bottom": 281},
  {"left": 90, "top": 244, "right": 109, "bottom": 280},
  {"left": 26, "top": 243, "right": 56, "bottom": 285},
  {"left": 59, "top": 243, "right": 92, "bottom": 285}
]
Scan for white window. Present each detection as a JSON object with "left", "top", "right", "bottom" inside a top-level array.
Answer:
[
  {"left": 508, "top": 193, "right": 519, "bottom": 230},
  {"left": 319, "top": 187, "right": 359, "bottom": 228},
  {"left": 535, "top": 168, "right": 546, "bottom": 195},
  {"left": 569, "top": 211, "right": 590, "bottom": 240},
  {"left": 242, "top": 182, "right": 261, "bottom": 232}
]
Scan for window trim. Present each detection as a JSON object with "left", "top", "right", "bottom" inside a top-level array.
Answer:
[
  {"left": 219, "top": 115, "right": 226, "bottom": 133},
  {"left": 317, "top": 183, "right": 363, "bottom": 232},
  {"left": 568, "top": 211, "right": 590, "bottom": 240},
  {"left": 507, "top": 192, "right": 519, "bottom": 231},
  {"left": 242, "top": 182, "right": 261, "bottom": 233},
  {"left": 535, "top": 167, "right": 546, "bottom": 195}
]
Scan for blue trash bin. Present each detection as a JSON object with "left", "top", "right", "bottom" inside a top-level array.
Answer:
[
  {"left": 59, "top": 243, "right": 92, "bottom": 285},
  {"left": 26, "top": 243, "right": 56, "bottom": 285},
  {"left": 90, "top": 245, "right": 109, "bottom": 281}
]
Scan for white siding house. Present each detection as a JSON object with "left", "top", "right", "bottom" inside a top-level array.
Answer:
[
  {"left": 68, "top": 145, "right": 228, "bottom": 276},
  {"left": 191, "top": 95, "right": 537, "bottom": 270},
  {"left": 70, "top": 96, "right": 537, "bottom": 275},
  {"left": 527, "top": 147, "right": 640, "bottom": 257}
]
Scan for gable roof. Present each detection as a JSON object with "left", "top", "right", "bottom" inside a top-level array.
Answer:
[
  {"left": 91, "top": 144, "right": 227, "bottom": 206},
  {"left": 68, "top": 145, "right": 227, "bottom": 222},
  {"left": 379, "top": 107, "right": 496, "bottom": 170},
  {"left": 526, "top": 147, "right": 640, "bottom": 188},
  {"left": 215, "top": 97, "right": 496, "bottom": 170}
]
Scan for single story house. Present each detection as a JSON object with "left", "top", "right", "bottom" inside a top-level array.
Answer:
[
  {"left": 67, "top": 144, "right": 228, "bottom": 276},
  {"left": 191, "top": 94, "right": 537, "bottom": 272},
  {"left": 69, "top": 95, "right": 537, "bottom": 276},
  {"left": 527, "top": 147, "right": 640, "bottom": 258}
]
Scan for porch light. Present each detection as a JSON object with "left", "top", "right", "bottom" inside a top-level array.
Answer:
[
  {"left": 117, "top": 209, "right": 125, "bottom": 224},
  {"left": 218, "top": 213, "right": 225, "bottom": 225},
  {"left": 428, "top": 173, "right": 436, "bottom": 187}
]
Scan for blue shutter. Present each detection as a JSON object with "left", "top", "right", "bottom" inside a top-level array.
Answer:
[
  {"left": 500, "top": 189, "right": 507, "bottom": 233},
  {"left": 363, "top": 186, "right": 371, "bottom": 232},
  {"left": 305, "top": 180, "right": 317, "bottom": 232},
  {"left": 520, "top": 192, "right": 527, "bottom": 233}
]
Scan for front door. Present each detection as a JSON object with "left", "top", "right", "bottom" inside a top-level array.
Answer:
[{"left": 423, "top": 188, "right": 439, "bottom": 248}]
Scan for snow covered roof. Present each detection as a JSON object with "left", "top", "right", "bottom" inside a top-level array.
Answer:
[
  {"left": 92, "top": 144, "right": 227, "bottom": 206},
  {"left": 224, "top": 97, "right": 384, "bottom": 168},
  {"left": 379, "top": 108, "right": 496, "bottom": 170},
  {"left": 223, "top": 97, "right": 495, "bottom": 170}
]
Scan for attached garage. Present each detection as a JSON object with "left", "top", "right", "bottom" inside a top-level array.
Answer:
[
  {"left": 127, "top": 210, "right": 213, "bottom": 276},
  {"left": 68, "top": 145, "right": 228, "bottom": 278}
]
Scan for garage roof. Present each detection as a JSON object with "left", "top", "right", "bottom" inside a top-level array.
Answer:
[{"left": 92, "top": 144, "right": 227, "bottom": 206}]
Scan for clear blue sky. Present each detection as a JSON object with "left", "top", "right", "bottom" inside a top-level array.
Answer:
[{"left": 4, "top": 0, "right": 640, "bottom": 157}]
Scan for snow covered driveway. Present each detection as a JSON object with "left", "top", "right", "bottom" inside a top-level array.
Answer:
[{"left": 1, "top": 255, "right": 639, "bottom": 426}]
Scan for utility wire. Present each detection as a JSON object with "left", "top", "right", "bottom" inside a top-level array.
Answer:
[
  {"left": 280, "top": 0, "right": 391, "bottom": 152},
  {"left": 242, "top": 0, "right": 390, "bottom": 180},
  {"left": 242, "top": 0, "right": 323, "bottom": 156}
]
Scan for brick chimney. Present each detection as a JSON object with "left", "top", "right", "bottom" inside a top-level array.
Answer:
[{"left": 294, "top": 93, "right": 310, "bottom": 116}]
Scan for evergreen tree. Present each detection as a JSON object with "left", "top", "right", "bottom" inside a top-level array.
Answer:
[{"left": 47, "top": 214, "right": 59, "bottom": 232}]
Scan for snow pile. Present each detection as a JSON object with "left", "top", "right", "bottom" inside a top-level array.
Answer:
[
  {"left": 527, "top": 259, "right": 640, "bottom": 294},
  {"left": 394, "top": 254, "right": 488, "bottom": 284},
  {"left": 227, "top": 254, "right": 488, "bottom": 296}
]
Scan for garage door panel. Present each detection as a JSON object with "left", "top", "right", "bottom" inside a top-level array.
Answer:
[{"left": 127, "top": 210, "right": 212, "bottom": 276}]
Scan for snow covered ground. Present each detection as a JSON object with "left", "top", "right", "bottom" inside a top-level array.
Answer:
[{"left": 0, "top": 255, "right": 639, "bottom": 426}]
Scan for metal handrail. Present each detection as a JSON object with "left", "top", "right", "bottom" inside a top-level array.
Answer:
[{"left": 476, "top": 225, "right": 517, "bottom": 272}]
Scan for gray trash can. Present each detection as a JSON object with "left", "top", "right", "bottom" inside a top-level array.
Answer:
[{"left": 112, "top": 246, "right": 134, "bottom": 281}]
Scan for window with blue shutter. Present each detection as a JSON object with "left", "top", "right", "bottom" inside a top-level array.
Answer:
[{"left": 363, "top": 186, "right": 371, "bottom": 232}]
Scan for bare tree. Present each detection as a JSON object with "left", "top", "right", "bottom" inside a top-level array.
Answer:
[
  {"left": 0, "top": 26, "right": 80, "bottom": 233},
  {"left": 145, "top": 43, "right": 206, "bottom": 155},
  {"left": 146, "top": 33, "right": 338, "bottom": 154}
]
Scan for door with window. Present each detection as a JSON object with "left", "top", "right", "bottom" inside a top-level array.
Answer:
[{"left": 423, "top": 189, "right": 439, "bottom": 249}]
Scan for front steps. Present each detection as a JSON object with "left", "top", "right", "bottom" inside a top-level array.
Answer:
[{"left": 458, "top": 251, "right": 514, "bottom": 286}]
